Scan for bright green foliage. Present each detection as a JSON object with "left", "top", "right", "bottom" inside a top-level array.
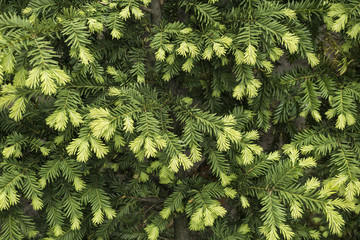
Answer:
[{"left": 0, "top": 0, "right": 360, "bottom": 239}]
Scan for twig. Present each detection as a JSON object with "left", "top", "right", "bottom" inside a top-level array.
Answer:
[{"left": 140, "top": 5, "right": 154, "bottom": 14}]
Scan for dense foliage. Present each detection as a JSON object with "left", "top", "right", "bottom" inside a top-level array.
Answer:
[{"left": 0, "top": 0, "right": 360, "bottom": 239}]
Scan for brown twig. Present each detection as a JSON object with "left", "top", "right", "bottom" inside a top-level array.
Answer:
[{"left": 140, "top": 5, "right": 154, "bottom": 14}]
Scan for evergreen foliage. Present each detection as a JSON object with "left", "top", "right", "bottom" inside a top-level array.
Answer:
[{"left": 0, "top": 0, "right": 360, "bottom": 239}]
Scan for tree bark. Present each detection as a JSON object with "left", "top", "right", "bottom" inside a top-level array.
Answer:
[
  {"left": 174, "top": 213, "right": 191, "bottom": 240},
  {"left": 174, "top": 169, "right": 191, "bottom": 240},
  {"left": 151, "top": 0, "right": 162, "bottom": 25},
  {"left": 149, "top": 2, "right": 191, "bottom": 239}
]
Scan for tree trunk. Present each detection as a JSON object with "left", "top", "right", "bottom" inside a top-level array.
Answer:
[
  {"left": 151, "top": 0, "right": 162, "bottom": 25},
  {"left": 149, "top": 2, "right": 191, "bottom": 239},
  {"left": 174, "top": 169, "right": 191, "bottom": 240},
  {"left": 174, "top": 213, "right": 191, "bottom": 240}
]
